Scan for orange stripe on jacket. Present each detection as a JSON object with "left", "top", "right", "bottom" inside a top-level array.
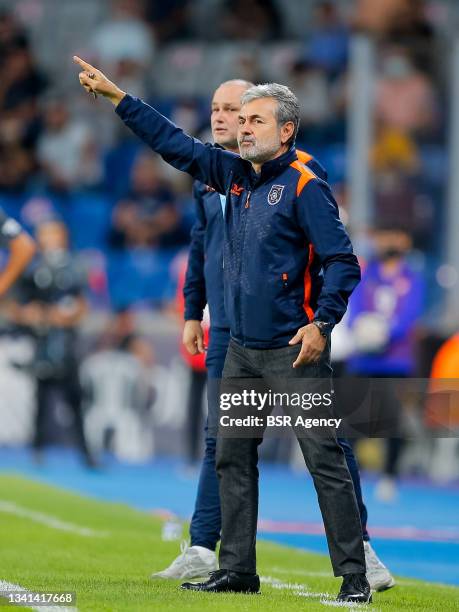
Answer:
[
  {"left": 303, "top": 244, "right": 315, "bottom": 320},
  {"left": 296, "top": 150, "right": 313, "bottom": 165},
  {"left": 289, "top": 160, "right": 316, "bottom": 196},
  {"left": 290, "top": 158, "right": 318, "bottom": 320}
]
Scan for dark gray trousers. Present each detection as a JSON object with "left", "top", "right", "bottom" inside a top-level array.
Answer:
[{"left": 216, "top": 339, "right": 365, "bottom": 576}]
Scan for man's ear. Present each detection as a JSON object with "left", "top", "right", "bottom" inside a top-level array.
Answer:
[{"left": 280, "top": 121, "right": 295, "bottom": 145}]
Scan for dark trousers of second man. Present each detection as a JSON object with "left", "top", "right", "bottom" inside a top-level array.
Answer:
[{"left": 216, "top": 339, "right": 366, "bottom": 577}]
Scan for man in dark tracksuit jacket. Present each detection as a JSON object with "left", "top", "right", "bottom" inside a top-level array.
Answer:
[
  {"left": 75, "top": 57, "right": 371, "bottom": 603},
  {"left": 0, "top": 208, "right": 35, "bottom": 296},
  {"left": 179, "top": 146, "right": 360, "bottom": 565},
  {"left": 180, "top": 143, "right": 394, "bottom": 592},
  {"left": 184, "top": 153, "right": 355, "bottom": 544}
]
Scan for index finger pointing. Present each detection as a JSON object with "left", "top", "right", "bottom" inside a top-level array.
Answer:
[{"left": 73, "top": 55, "right": 95, "bottom": 71}]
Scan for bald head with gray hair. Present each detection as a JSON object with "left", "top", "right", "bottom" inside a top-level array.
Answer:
[{"left": 241, "top": 83, "right": 300, "bottom": 147}]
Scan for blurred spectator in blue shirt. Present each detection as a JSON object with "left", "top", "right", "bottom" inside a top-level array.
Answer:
[
  {"left": 304, "top": 1, "right": 349, "bottom": 78},
  {"left": 346, "top": 224, "right": 425, "bottom": 501},
  {"left": 109, "top": 152, "right": 186, "bottom": 250},
  {"left": 347, "top": 224, "right": 424, "bottom": 376}
]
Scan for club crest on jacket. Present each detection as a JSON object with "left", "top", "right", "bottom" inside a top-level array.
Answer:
[{"left": 267, "top": 185, "right": 284, "bottom": 205}]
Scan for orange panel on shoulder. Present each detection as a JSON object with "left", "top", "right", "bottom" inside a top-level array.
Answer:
[
  {"left": 290, "top": 160, "right": 316, "bottom": 196},
  {"left": 296, "top": 149, "right": 313, "bottom": 164}
]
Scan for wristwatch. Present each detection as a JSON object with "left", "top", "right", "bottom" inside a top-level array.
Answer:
[{"left": 311, "top": 320, "right": 332, "bottom": 338}]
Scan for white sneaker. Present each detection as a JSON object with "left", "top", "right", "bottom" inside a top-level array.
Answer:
[
  {"left": 364, "top": 541, "right": 395, "bottom": 591},
  {"left": 151, "top": 541, "right": 218, "bottom": 579}
]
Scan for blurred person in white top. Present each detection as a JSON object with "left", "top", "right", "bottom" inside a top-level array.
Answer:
[
  {"left": 37, "top": 99, "right": 102, "bottom": 191},
  {"left": 91, "top": 0, "right": 154, "bottom": 99}
]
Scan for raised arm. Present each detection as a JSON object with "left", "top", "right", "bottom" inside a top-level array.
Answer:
[{"left": 73, "top": 56, "right": 238, "bottom": 194}]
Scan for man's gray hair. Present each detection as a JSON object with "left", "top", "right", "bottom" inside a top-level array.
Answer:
[{"left": 241, "top": 83, "right": 300, "bottom": 146}]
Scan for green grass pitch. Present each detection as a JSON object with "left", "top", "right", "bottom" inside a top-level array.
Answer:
[{"left": 0, "top": 474, "right": 458, "bottom": 611}]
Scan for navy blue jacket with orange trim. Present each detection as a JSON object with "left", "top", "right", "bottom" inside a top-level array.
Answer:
[
  {"left": 116, "top": 95, "right": 361, "bottom": 349},
  {"left": 183, "top": 151, "right": 329, "bottom": 332}
]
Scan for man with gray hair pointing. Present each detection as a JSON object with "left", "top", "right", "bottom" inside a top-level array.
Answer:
[{"left": 74, "top": 56, "right": 371, "bottom": 604}]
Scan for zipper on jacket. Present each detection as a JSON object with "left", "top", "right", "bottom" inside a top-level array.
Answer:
[{"left": 239, "top": 191, "right": 251, "bottom": 345}]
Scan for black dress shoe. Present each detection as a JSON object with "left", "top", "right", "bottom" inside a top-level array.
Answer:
[
  {"left": 181, "top": 569, "right": 260, "bottom": 593},
  {"left": 337, "top": 573, "right": 372, "bottom": 603}
]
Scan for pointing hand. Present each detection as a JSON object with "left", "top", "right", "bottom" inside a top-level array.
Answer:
[{"left": 73, "top": 56, "right": 125, "bottom": 106}]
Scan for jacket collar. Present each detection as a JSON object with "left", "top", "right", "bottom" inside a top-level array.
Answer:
[{"left": 250, "top": 146, "right": 298, "bottom": 186}]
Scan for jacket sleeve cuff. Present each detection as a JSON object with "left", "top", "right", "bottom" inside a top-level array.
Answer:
[
  {"left": 184, "top": 306, "right": 204, "bottom": 322},
  {"left": 312, "top": 310, "right": 336, "bottom": 330},
  {"left": 115, "top": 93, "right": 134, "bottom": 118}
]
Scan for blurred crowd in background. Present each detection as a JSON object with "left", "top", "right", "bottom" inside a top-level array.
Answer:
[{"left": 0, "top": 0, "right": 458, "bottom": 489}]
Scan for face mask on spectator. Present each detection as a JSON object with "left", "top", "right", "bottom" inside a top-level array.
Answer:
[
  {"left": 378, "top": 247, "right": 406, "bottom": 261},
  {"left": 382, "top": 56, "right": 412, "bottom": 79}
]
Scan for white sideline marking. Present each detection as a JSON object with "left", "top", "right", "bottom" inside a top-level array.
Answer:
[
  {"left": 261, "top": 574, "right": 330, "bottom": 596},
  {"left": 0, "top": 580, "right": 77, "bottom": 612},
  {"left": 0, "top": 500, "right": 109, "bottom": 537},
  {"left": 267, "top": 566, "right": 332, "bottom": 577},
  {"left": 261, "top": 576, "right": 378, "bottom": 610},
  {"left": 320, "top": 601, "right": 375, "bottom": 609}
]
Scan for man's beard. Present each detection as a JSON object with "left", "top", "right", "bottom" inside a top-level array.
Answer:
[{"left": 238, "top": 134, "right": 282, "bottom": 163}]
